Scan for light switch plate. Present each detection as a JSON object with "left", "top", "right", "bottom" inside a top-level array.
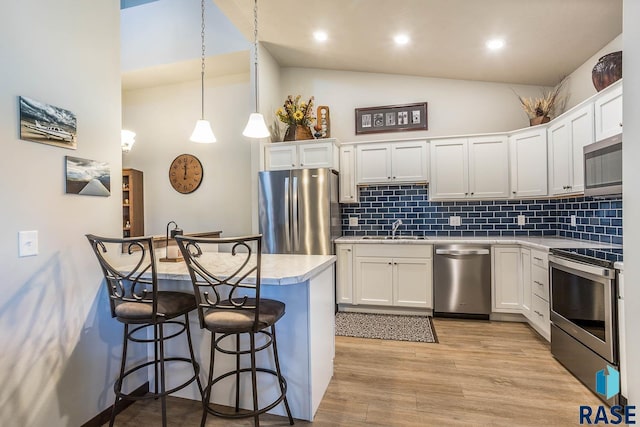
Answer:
[
  {"left": 349, "top": 216, "right": 359, "bottom": 227},
  {"left": 517, "top": 215, "right": 526, "bottom": 226},
  {"left": 449, "top": 216, "right": 461, "bottom": 227},
  {"left": 19, "top": 230, "right": 38, "bottom": 257},
  {"left": 570, "top": 215, "right": 577, "bottom": 227}
]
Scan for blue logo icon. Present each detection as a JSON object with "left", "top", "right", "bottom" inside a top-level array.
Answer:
[{"left": 595, "top": 365, "right": 620, "bottom": 400}]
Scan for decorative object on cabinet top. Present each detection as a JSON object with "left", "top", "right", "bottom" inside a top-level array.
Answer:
[
  {"left": 276, "top": 95, "right": 316, "bottom": 141},
  {"left": 513, "top": 78, "right": 567, "bottom": 126},
  {"left": 314, "top": 105, "right": 330, "bottom": 138},
  {"left": 592, "top": 51, "right": 622, "bottom": 92},
  {"left": 355, "top": 102, "right": 428, "bottom": 135}
]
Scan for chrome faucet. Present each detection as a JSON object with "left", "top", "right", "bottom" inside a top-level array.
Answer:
[{"left": 391, "top": 219, "right": 403, "bottom": 238}]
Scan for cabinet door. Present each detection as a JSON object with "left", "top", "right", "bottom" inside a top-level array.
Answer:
[
  {"left": 265, "top": 145, "right": 297, "bottom": 170},
  {"left": 355, "top": 257, "right": 393, "bottom": 305},
  {"left": 356, "top": 144, "right": 391, "bottom": 184},
  {"left": 548, "top": 120, "right": 571, "bottom": 195},
  {"left": 509, "top": 129, "right": 548, "bottom": 198},
  {"left": 299, "top": 142, "right": 334, "bottom": 169},
  {"left": 568, "top": 104, "right": 594, "bottom": 194},
  {"left": 492, "top": 246, "right": 522, "bottom": 313},
  {"left": 393, "top": 258, "right": 432, "bottom": 308},
  {"left": 468, "top": 135, "right": 509, "bottom": 199},
  {"left": 391, "top": 141, "right": 429, "bottom": 183},
  {"left": 530, "top": 294, "right": 550, "bottom": 341},
  {"left": 520, "top": 248, "right": 532, "bottom": 320},
  {"left": 339, "top": 146, "right": 357, "bottom": 203},
  {"left": 429, "top": 138, "right": 468, "bottom": 199},
  {"left": 336, "top": 244, "right": 354, "bottom": 304},
  {"left": 594, "top": 84, "right": 623, "bottom": 141}
]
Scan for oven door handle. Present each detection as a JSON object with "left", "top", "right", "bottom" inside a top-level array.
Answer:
[{"left": 548, "top": 255, "right": 614, "bottom": 278}]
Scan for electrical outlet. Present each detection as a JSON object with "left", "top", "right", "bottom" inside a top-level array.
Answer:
[
  {"left": 449, "top": 216, "right": 461, "bottom": 227},
  {"left": 349, "top": 216, "right": 359, "bottom": 227},
  {"left": 517, "top": 215, "right": 526, "bottom": 226},
  {"left": 570, "top": 215, "right": 577, "bottom": 227},
  {"left": 19, "top": 230, "right": 38, "bottom": 257}
]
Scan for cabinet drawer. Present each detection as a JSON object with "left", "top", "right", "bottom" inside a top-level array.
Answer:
[
  {"left": 355, "top": 244, "right": 432, "bottom": 258},
  {"left": 531, "top": 293, "right": 550, "bottom": 335},
  {"left": 532, "top": 264, "right": 549, "bottom": 301},
  {"left": 531, "top": 249, "right": 548, "bottom": 268}
]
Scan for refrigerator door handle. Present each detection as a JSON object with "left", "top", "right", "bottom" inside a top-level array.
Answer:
[
  {"left": 292, "top": 176, "right": 299, "bottom": 251},
  {"left": 284, "top": 177, "right": 291, "bottom": 247}
]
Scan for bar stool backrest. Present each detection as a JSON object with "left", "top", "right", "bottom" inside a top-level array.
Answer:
[
  {"left": 86, "top": 234, "right": 159, "bottom": 322},
  {"left": 175, "top": 235, "right": 262, "bottom": 331}
]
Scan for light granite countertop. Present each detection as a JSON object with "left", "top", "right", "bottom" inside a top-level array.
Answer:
[
  {"left": 120, "top": 251, "right": 336, "bottom": 286},
  {"left": 335, "top": 235, "right": 622, "bottom": 252}
]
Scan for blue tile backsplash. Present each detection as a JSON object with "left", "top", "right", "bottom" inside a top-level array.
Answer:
[{"left": 341, "top": 184, "right": 622, "bottom": 244}]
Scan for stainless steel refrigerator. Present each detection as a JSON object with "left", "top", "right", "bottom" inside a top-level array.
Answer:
[{"left": 258, "top": 168, "right": 340, "bottom": 255}]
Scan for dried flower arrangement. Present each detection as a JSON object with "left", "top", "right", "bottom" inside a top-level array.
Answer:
[
  {"left": 276, "top": 95, "right": 316, "bottom": 127},
  {"left": 514, "top": 79, "right": 567, "bottom": 120}
]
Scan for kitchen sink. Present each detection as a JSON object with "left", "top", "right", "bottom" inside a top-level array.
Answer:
[{"left": 361, "top": 235, "right": 428, "bottom": 240}]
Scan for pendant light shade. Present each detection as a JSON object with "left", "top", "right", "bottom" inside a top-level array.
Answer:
[
  {"left": 190, "top": 0, "right": 216, "bottom": 143},
  {"left": 243, "top": 113, "right": 270, "bottom": 138},
  {"left": 191, "top": 120, "right": 216, "bottom": 143},
  {"left": 243, "top": 0, "right": 270, "bottom": 139}
]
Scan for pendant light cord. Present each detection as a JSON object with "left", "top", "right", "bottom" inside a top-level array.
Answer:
[
  {"left": 253, "top": 0, "right": 260, "bottom": 113},
  {"left": 200, "top": 0, "right": 206, "bottom": 120}
]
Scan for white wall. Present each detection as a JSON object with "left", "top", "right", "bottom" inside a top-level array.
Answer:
[
  {"left": 0, "top": 1, "right": 124, "bottom": 426},
  {"left": 122, "top": 73, "right": 254, "bottom": 237},
  {"left": 278, "top": 68, "right": 552, "bottom": 143},
  {"left": 623, "top": 0, "right": 639, "bottom": 407},
  {"left": 564, "top": 34, "right": 623, "bottom": 111},
  {"left": 121, "top": 0, "right": 248, "bottom": 72}
]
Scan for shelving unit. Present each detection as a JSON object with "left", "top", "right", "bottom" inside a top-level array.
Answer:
[{"left": 122, "top": 168, "right": 144, "bottom": 238}]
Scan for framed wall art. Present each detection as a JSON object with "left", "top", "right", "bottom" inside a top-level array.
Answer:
[
  {"left": 355, "top": 102, "right": 428, "bottom": 135},
  {"left": 19, "top": 96, "right": 77, "bottom": 149},
  {"left": 65, "top": 156, "right": 111, "bottom": 197}
]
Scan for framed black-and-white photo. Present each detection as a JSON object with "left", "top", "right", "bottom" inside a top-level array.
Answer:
[
  {"left": 355, "top": 102, "right": 428, "bottom": 135},
  {"left": 65, "top": 156, "right": 111, "bottom": 197},
  {"left": 19, "top": 96, "right": 77, "bottom": 149}
]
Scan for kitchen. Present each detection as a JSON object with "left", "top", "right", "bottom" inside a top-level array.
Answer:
[{"left": 1, "top": 1, "right": 639, "bottom": 426}]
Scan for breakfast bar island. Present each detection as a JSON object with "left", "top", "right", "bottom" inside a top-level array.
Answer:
[{"left": 148, "top": 252, "right": 337, "bottom": 422}]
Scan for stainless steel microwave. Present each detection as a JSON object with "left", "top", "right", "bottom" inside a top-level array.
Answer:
[{"left": 583, "top": 134, "right": 622, "bottom": 197}]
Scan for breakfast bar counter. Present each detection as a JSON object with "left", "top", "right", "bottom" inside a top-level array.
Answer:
[{"left": 147, "top": 252, "right": 337, "bottom": 422}]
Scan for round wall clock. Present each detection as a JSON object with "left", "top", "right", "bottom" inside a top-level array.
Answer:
[{"left": 169, "top": 154, "right": 203, "bottom": 194}]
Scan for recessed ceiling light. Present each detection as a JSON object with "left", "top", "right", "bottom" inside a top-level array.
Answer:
[
  {"left": 313, "top": 31, "right": 328, "bottom": 42},
  {"left": 486, "top": 39, "right": 505, "bottom": 50},
  {"left": 394, "top": 34, "right": 410, "bottom": 45}
]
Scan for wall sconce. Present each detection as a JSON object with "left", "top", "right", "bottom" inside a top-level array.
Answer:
[
  {"left": 160, "top": 220, "right": 183, "bottom": 262},
  {"left": 121, "top": 129, "right": 136, "bottom": 153}
]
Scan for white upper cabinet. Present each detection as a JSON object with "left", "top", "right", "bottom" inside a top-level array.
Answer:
[
  {"left": 265, "top": 139, "right": 339, "bottom": 171},
  {"left": 339, "top": 145, "right": 358, "bottom": 203},
  {"left": 430, "top": 136, "right": 509, "bottom": 200},
  {"left": 468, "top": 135, "right": 510, "bottom": 199},
  {"left": 548, "top": 103, "right": 594, "bottom": 195},
  {"left": 594, "top": 83, "right": 623, "bottom": 141},
  {"left": 356, "top": 140, "right": 428, "bottom": 185},
  {"left": 509, "top": 128, "right": 548, "bottom": 198}
]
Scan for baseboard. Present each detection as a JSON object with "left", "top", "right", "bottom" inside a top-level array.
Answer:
[{"left": 81, "top": 382, "right": 149, "bottom": 427}]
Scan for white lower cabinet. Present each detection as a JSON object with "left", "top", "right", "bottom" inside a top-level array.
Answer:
[
  {"left": 530, "top": 294, "right": 550, "bottom": 337},
  {"left": 492, "top": 246, "right": 522, "bottom": 313},
  {"left": 349, "top": 244, "right": 433, "bottom": 309},
  {"left": 336, "top": 244, "right": 354, "bottom": 304}
]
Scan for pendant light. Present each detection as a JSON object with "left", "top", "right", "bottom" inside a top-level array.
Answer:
[
  {"left": 190, "top": 0, "right": 216, "bottom": 143},
  {"left": 242, "top": 0, "right": 270, "bottom": 139}
]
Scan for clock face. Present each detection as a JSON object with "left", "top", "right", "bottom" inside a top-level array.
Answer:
[{"left": 169, "top": 154, "right": 203, "bottom": 194}]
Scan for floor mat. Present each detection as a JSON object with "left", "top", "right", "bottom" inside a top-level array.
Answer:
[{"left": 335, "top": 312, "right": 437, "bottom": 343}]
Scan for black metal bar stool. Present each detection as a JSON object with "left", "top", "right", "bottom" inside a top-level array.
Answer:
[
  {"left": 175, "top": 234, "right": 294, "bottom": 427},
  {"left": 86, "top": 234, "right": 203, "bottom": 427}
]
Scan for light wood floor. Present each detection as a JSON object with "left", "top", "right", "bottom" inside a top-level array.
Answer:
[{"left": 110, "top": 319, "right": 601, "bottom": 426}]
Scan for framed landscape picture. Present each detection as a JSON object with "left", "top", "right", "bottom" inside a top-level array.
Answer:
[
  {"left": 19, "top": 96, "right": 77, "bottom": 149},
  {"left": 65, "top": 156, "right": 111, "bottom": 197},
  {"left": 355, "top": 102, "right": 428, "bottom": 135}
]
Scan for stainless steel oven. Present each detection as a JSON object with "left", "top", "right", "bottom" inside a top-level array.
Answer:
[{"left": 549, "top": 250, "right": 619, "bottom": 405}]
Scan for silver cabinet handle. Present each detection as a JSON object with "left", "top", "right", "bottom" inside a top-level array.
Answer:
[
  {"left": 534, "top": 280, "right": 544, "bottom": 286},
  {"left": 620, "top": 122, "right": 623, "bottom": 127},
  {"left": 534, "top": 310, "right": 544, "bottom": 317},
  {"left": 347, "top": 249, "right": 351, "bottom": 252},
  {"left": 512, "top": 191, "right": 516, "bottom": 194},
  {"left": 533, "top": 257, "right": 543, "bottom": 262}
]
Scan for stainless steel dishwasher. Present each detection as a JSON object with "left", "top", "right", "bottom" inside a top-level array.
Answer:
[{"left": 434, "top": 244, "right": 492, "bottom": 318}]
